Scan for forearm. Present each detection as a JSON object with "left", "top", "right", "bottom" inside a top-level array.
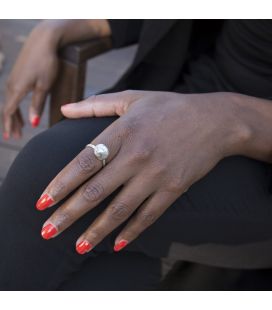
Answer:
[
  {"left": 30, "top": 19, "right": 111, "bottom": 49},
  {"left": 223, "top": 92, "right": 272, "bottom": 163}
]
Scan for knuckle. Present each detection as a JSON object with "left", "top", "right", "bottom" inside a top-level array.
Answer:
[
  {"left": 108, "top": 202, "right": 131, "bottom": 221},
  {"left": 36, "top": 76, "right": 51, "bottom": 91},
  {"left": 3, "top": 104, "right": 14, "bottom": 116},
  {"left": 138, "top": 210, "right": 157, "bottom": 226},
  {"left": 2, "top": 104, "right": 10, "bottom": 116},
  {"left": 120, "top": 116, "right": 137, "bottom": 137},
  {"left": 77, "top": 149, "right": 97, "bottom": 173},
  {"left": 49, "top": 179, "right": 66, "bottom": 198},
  {"left": 35, "top": 83, "right": 48, "bottom": 93},
  {"left": 52, "top": 211, "right": 72, "bottom": 228},
  {"left": 129, "top": 139, "right": 156, "bottom": 164},
  {"left": 87, "top": 94, "right": 98, "bottom": 105},
  {"left": 83, "top": 181, "right": 104, "bottom": 202},
  {"left": 151, "top": 163, "right": 168, "bottom": 178},
  {"left": 85, "top": 229, "right": 101, "bottom": 242},
  {"left": 165, "top": 177, "right": 184, "bottom": 194},
  {"left": 133, "top": 147, "right": 153, "bottom": 163}
]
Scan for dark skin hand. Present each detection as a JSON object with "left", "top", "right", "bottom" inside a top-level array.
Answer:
[
  {"left": 1, "top": 19, "right": 110, "bottom": 139},
  {"left": 36, "top": 90, "right": 272, "bottom": 254}
]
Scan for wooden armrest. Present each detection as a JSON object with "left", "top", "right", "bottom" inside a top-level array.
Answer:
[
  {"left": 58, "top": 37, "right": 112, "bottom": 65},
  {"left": 49, "top": 37, "right": 112, "bottom": 126}
]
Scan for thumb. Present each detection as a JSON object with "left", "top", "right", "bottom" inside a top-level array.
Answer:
[{"left": 61, "top": 91, "right": 141, "bottom": 119}]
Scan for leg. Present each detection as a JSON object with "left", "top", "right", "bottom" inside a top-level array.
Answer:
[
  {"left": 1, "top": 117, "right": 272, "bottom": 290},
  {"left": 0, "top": 117, "right": 161, "bottom": 290},
  {"left": 58, "top": 251, "right": 161, "bottom": 291}
]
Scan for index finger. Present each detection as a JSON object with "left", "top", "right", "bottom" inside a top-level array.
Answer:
[{"left": 36, "top": 122, "right": 123, "bottom": 211}]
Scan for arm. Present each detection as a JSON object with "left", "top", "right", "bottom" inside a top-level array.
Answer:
[{"left": 38, "top": 19, "right": 111, "bottom": 47}]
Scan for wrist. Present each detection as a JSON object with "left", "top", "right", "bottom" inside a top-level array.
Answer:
[
  {"left": 218, "top": 92, "right": 253, "bottom": 158},
  {"left": 30, "top": 20, "right": 64, "bottom": 50},
  {"left": 36, "top": 19, "right": 111, "bottom": 48},
  {"left": 188, "top": 92, "right": 252, "bottom": 159},
  {"left": 216, "top": 93, "right": 272, "bottom": 162}
]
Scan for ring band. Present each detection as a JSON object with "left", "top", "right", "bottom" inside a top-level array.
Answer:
[{"left": 86, "top": 143, "right": 109, "bottom": 167}]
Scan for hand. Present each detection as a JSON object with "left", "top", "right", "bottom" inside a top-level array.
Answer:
[
  {"left": 1, "top": 23, "right": 61, "bottom": 140},
  {"left": 36, "top": 90, "right": 245, "bottom": 254},
  {"left": 1, "top": 20, "right": 111, "bottom": 140}
]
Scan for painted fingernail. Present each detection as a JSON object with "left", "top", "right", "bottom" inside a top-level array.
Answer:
[
  {"left": 76, "top": 240, "right": 93, "bottom": 255},
  {"left": 31, "top": 116, "right": 40, "bottom": 128},
  {"left": 41, "top": 223, "right": 57, "bottom": 240},
  {"left": 36, "top": 194, "right": 54, "bottom": 211},
  {"left": 114, "top": 239, "right": 128, "bottom": 252},
  {"left": 2, "top": 132, "right": 9, "bottom": 140}
]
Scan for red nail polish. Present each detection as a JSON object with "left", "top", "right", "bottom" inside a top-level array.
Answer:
[
  {"left": 31, "top": 116, "right": 40, "bottom": 128},
  {"left": 76, "top": 240, "right": 93, "bottom": 255},
  {"left": 41, "top": 223, "right": 57, "bottom": 240},
  {"left": 114, "top": 239, "right": 128, "bottom": 252},
  {"left": 2, "top": 132, "right": 9, "bottom": 140},
  {"left": 36, "top": 194, "right": 54, "bottom": 211}
]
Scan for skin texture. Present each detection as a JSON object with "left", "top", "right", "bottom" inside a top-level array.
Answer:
[
  {"left": 37, "top": 90, "right": 258, "bottom": 253},
  {"left": 1, "top": 19, "right": 111, "bottom": 139}
]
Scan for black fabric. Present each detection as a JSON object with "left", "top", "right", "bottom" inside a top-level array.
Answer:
[
  {"left": 108, "top": 19, "right": 143, "bottom": 48},
  {"left": 180, "top": 20, "right": 272, "bottom": 98},
  {"left": 215, "top": 20, "right": 272, "bottom": 98},
  {"left": 107, "top": 20, "right": 193, "bottom": 92},
  {"left": 108, "top": 20, "right": 272, "bottom": 99}
]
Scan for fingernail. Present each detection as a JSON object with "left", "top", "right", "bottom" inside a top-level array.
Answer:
[
  {"left": 31, "top": 116, "right": 40, "bottom": 128},
  {"left": 76, "top": 240, "right": 93, "bottom": 255},
  {"left": 36, "top": 194, "right": 54, "bottom": 211},
  {"left": 41, "top": 223, "right": 57, "bottom": 240},
  {"left": 114, "top": 239, "right": 128, "bottom": 252},
  {"left": 2, "top": 132, "right": 9, "bottom": 140}
]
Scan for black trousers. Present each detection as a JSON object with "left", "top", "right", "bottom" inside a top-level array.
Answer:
[{"left": 1, "top": 116, "right": 272, "bottom": 290}]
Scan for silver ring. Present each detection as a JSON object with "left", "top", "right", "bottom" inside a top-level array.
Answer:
[{"left": 86, "top": 143, "right": 109, "bottom": 167}]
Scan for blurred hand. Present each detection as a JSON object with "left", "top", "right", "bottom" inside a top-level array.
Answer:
[{"left": 1, "top": 24, "right": 60, "bottom": 140}]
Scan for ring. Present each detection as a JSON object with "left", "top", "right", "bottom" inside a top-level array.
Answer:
[{"left": 86, "top": 143, "right": 109, "bottom": 167}]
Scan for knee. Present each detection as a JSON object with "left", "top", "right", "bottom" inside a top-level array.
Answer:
[
  {"left": 1, "top": 117, "right": 117, "bottom": 209},
  {"left": 2, "top": 122, "right": 79, "bottom": 200}
]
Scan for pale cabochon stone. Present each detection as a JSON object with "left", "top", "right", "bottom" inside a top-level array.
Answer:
[{"left": 94, "top": 144, "right": 109, "bottom": 160}]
